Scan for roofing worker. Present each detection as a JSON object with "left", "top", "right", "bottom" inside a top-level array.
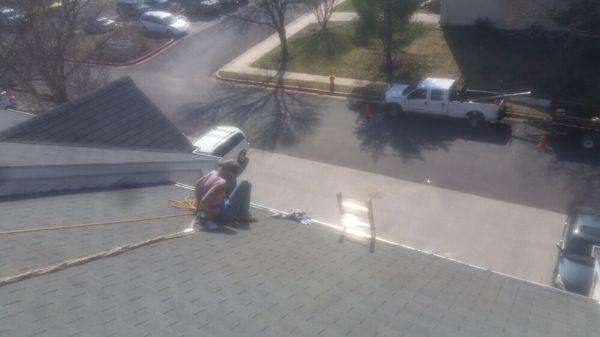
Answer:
[{"left": 194, "top": 159, "right": 256, "bottom": 230}]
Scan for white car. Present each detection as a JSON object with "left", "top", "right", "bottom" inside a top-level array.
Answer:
[
  {"left": 139, "top": 11, "right": 189, "bottom": 36},
  {"left": 192, "top": 126, "right": 250, "bottom": 164}
]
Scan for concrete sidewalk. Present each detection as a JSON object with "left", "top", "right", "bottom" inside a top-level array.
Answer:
[
  {"left": 242, "top": 149, "right": 564, "bottom": 285},
  {"left": 219, "top": 8, "right": 439, "bottom": 89}
]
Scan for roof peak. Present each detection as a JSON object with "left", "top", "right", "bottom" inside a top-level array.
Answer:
[{"left": 0, "top": 77, "right": 194, "bottom": 153}]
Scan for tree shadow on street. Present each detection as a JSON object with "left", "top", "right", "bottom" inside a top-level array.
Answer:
[
  {"left": 174, "top": 83, "right": 321, "bottom": 151},
  {"left": 545, "top": 138, "right": 600, "bottom": 208},
  {"left": 349, "top": 101, "right": 512, "bottom": 162}
]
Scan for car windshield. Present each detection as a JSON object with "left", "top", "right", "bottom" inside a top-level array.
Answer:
[
  {"left": 402, "top": 83, "right": 416, "bottom": 95},
  {"left": 575, "top": 212, "right": 600, "bottom": 237},
  {"left": 565, "top": 237, "right": 597, "bottom": 266},
  {"left": 163, "top": 14, "right": 177, "bottom": 24}
]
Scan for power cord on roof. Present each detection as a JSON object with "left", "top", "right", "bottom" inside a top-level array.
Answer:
[
  {"left": 0, "top": 212, "right": 194, "bottom": 235},
  {"left": 0, "top": 203, "right": 197, "bottom": 287},
  {"left": 0, "top": 227, "right": 195, "bottom": 288}
]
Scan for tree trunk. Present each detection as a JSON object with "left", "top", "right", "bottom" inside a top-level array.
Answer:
[
  {"left": 384, "top": 0, "right": 394, "bottom": 84},
  {"left": 49, "top": 78, "right": 69, "bottom": 104},
  {"left": 278, "top": 26, "right": 289, "bottom": 65}
]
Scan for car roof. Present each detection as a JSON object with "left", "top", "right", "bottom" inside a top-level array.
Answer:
[
  {"left": 418, "top": 78, "right": 456, "bottom": 90},
  {"left": 143, "top": 11, "right": 173, "bottom": 19},
  {"left": 572, "top": 207, "right": 600, "bottom": 241},
  {"left": 192, "top": 126, "right": 243, "bottom": 152}
]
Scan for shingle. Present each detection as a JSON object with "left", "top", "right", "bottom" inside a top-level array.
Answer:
[
  {"left": 0, "top": 77, "right": 194, "bottom": 153},
  {"left": 1, "top": 187, "right": 600, "bottom": 337}
]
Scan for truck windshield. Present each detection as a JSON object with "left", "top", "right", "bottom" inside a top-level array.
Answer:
[{"left": 403, "top": 84, "right": 416, "bottom": 95}]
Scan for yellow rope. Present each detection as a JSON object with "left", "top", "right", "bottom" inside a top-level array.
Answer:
[
  {"left": 0, "top": 198, "right": 199, "bottom": 236},
  {"left": 0, "top": 212, "right": 194, "bottom": 235},
  {"left": 169, "top": 197, "right": 198, "bottom": 212}
]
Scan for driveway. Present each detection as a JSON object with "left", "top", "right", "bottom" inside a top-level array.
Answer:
[{"left": 112, "top": 5, "right": 600, "bottom": 284}]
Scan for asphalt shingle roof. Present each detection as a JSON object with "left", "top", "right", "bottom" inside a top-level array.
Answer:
[
  {"left": 0, "top": 142, "right": 211, "bottom": 167},
  {"left": 0, "top": 185, "right": 193, "bottom": 277},
  {"left": 0, "top": 77, "right": 194, "bottom": 153},
  {"left": 0, "top": 110, "right": 33, "bottom": 133},
  {"left": 0, "top": 185, "right": 599, "bottom": 337}
]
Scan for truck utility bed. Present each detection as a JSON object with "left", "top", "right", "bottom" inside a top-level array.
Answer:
[{"left": 548, "top": 101, "right": 600, "bottom": 149}]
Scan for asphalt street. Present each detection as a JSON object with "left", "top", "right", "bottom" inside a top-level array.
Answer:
[{"left": 114, "top": 8, "right": 600, "bottom": 216}]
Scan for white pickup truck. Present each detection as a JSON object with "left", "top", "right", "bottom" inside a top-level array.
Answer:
[{"left": 384, "top": 78, "right": 508, "bottom": 127}]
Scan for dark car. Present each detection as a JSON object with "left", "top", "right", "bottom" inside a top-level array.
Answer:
[
  {"left": 553, "top": 207, "right": 600, "bottom": 295},
  {"left": 144, "top": 0, "right": 172, "bottom": 10},
  {"left": 116, "top": 0, "right": 151, "bottom": 18},
  {"left": 83, "top": 16, "right": 120, "bottom": 34},
  {"left": 0, "top": 6, "right": 26, "bottom": 31},
  {"left": 180, "top": 0, "right": 221, "bottom": 14},
  {"left": 219, "top": 0, "right": 248, "bottom": 10}
]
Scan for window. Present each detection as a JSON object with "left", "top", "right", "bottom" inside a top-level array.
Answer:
[
  {"left": 142, "top": 16, "right": 161, "bottom": 24},
  {"left": 430, "top": 89, "right": 444, "bottom": 101},
  {"left": 163, "top": 15, "right": 177, "bottom": 25},
  {"left": 407, "top": 88, "right": 427, "bottom": 100},
  {"left": 212, "top": 133, "right": 244, "bottom": 157}
]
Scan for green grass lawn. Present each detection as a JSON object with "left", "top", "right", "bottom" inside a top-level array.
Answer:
[
  {"left": 334, "top": 0, "right": 355, "bottom": 11},
  {"left": 249, "top": 14, "right": 600, "bottom": 106},
  {"left": 253, "top": 22, "right": 456, "bottom": 84}
]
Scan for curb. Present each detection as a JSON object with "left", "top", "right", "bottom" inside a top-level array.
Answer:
[
  {"left": 216, "top": 72, "right": 382, "bottom": 101},
  {"left": 216, "top": 73, "right": 549, "bottom": 122},
  {"left": 74, "top": 38, "right": 176, "bottom": 67}
]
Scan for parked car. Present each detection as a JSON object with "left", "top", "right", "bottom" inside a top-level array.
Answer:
[
  {"left": 28, "top": 0, "right": 63, "bottom": 15},
  {"left": 548, "top": 100, "right": 600, "bottom": 150},
  {"left": 0, "top": 6, "right": 26, "bottom": 31},
  {"left": 219, "top": 0, "right": 248, "bottom": 10},
  {"left": 180, "top": 0, "right": 222, "bottom": 14},
  {"left": 553, "top": 207, "right": 600, "bottom": 295},
  {"left": 0, "top": 90, "right": 17, "bottom": 110},
  {"left": 144, "top": 0, "right": 172, "bottom": 10},
  {"left": 192, "top": 126, "right": 249, "bottom": 164},
  {"left": 116, "top": 0, "right": 151, "bottom": 18},
  {"left": 384, "top": 77, "right": 508, "bottom": 127},
  {"left": 139, "top": 11, "right": 189, "bottom": 35},
  {"left": 83, "top": 16, "right": 120, "bottom": 34}
]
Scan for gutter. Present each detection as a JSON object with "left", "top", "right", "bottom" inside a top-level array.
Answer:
[{"left": 0, "top": 159, "right": 217, "bottom": 198}]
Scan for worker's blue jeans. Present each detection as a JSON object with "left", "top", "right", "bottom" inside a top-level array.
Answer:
[{"left": 217, "top": 180, "right": 252, "bottom": 224}]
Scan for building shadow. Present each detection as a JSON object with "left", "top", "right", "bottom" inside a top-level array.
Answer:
[
  {"left": 349, "top": 101, "right": 512, "bottom": 162},
  {"left": 174, "top": 83, "right": 321, "bottom": 151},
  {"left": 545, "top": 143, "right": 600, "bottom": 210},
  {"left": 442, "top": 27, "right": 600, "bottom": 102}
]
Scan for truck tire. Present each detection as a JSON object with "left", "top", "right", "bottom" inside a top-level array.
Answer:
[
  {"left": 386, "top": 103, "right": 403, "bottom": 117},
  {"left": 467, "top": 111, "right": 485, "bottom": 128},
  {"left": 580, "top": 135, "right": 598, "bottom": 150},
  {"left": 238, "top": 150, "right": 247, "bottom": 164}
]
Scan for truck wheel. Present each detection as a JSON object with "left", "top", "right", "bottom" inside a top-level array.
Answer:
[
  {"left": 386, "top": 103, "right": 402, "bottom": 117},
  {"left": 467, "top": 112, "right": 484, "bottom": 128},
  {"left": 580, "top": 135, "right": 597, "bottom": 150},
  {"left": 238, "top": 150, "right": 247, "bottom": 164}
]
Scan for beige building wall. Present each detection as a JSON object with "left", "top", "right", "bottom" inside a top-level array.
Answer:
[{"left": 441, "top": 0, "right": 563, "bottom": 30}]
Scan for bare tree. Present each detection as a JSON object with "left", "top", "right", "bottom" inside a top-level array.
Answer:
[
  {"left": 306, "top": 0, "right": 336, "bottom": 32},
  {"left": 228, "top": 0, "right": 299, "bottom": 64},
  {"left": 0, "top": 0, "right": 110, "bottom": 106}
]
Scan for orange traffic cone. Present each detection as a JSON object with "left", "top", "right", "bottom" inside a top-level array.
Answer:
[{"left": 537, "top": 134, "right": 549, "bottom": 151}]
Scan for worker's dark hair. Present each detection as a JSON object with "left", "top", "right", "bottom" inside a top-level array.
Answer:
[{"left": 217, "top": 159, "right": 240, "bottom": 175}]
